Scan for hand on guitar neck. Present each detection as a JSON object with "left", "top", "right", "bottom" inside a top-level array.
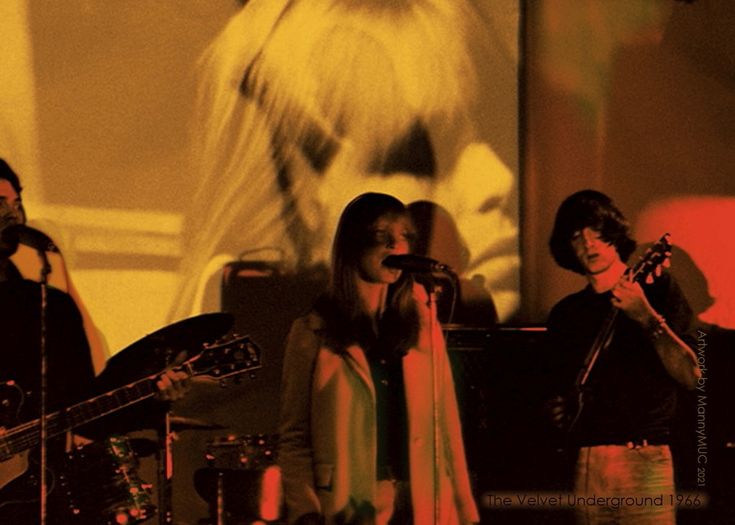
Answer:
[
  {"left": 610, "top": 273, "right": 660, "bottom": 328},
  {"left": 154, "top": 350, "right": 192, "bottom": 402}
]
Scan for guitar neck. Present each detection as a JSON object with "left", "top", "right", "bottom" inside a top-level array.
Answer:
[
  {"left": 575, "top": 307, "right": 620, "bottom": 387},
  {"left": 0, "top": 371, "right": 176, "bottom": 460},
  {"left": 0, "top": 334, "right": 260, "bottom": 461}
]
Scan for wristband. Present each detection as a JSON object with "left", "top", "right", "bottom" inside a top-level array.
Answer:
[{"left": 649, "top": 314, "right": 667, "bottom": 340}]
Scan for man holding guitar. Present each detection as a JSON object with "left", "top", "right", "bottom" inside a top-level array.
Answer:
[
  {"left": 546, "top": 190, "right": 700, "bottom": 525},
  {"left": 0, "top": 158, "right": 191, "bottom": 523}
]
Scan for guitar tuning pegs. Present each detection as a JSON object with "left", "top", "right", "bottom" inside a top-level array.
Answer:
[
  {"left": 646, "top": 274, "right": 654, "bottom": 285},
  {"left": 663, "top": 258, "right": 671, "bottom": 268},
  {"left": 655, "top": 265, "right": 663, "bottom": 277}
]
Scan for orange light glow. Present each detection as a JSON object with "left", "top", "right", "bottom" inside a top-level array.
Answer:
[
  {"left": 637, "top": 196, "right": 735, "bottom": 329},
  {"left": 259, "top": 465, "right": 283, "bottom": 522}
]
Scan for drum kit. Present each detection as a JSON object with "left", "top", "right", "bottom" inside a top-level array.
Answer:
[{"left": 59, "top": 313, "right": 278, "bottom": 525}]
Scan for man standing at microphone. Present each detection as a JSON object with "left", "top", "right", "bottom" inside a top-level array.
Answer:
[
  {"left": 278, "top": 193, "right": 478, "bottom": 524},
  {"left": 0, "top": 158, "right": 105, "bottom": 521},
  {"left": 0, "top": 158, "right": 189, "bottom": 521},
  {"left": 1, "top": 158, "right": 108, "bottom": 374}
]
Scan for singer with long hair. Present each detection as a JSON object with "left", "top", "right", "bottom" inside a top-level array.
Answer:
[{"left": 277, "top": 192, "right": 478, "bottom": 525}]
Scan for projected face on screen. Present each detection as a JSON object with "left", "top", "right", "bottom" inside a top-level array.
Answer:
[
  {"left": 173, "top": 0, "right": 520, "bottom": 322},
  {"left": 1, "top": 0, "right": 520, "bottom": 350}
]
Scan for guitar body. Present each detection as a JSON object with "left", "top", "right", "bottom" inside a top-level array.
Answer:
[
  {"left": 0, "top": 381, "right": 30, "bottom": 491},
  {"left": 0, "top": 451, "right": 62, "bottom": 523},
  {"left": 0, "top": 380, "right": 64, "bottom": 522},
  {"left": 0, "top": 451, "right": 29, "bottom": 492},
  {"left": 0, "top": 469, "right": 39, "bottom": 521}
]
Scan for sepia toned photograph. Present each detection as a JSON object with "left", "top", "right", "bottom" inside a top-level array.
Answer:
[{"left": 1, "top": 1, "right": 732, "bottom": 523}]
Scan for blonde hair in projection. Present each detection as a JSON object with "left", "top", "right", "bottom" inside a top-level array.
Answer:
[{"left": 174, "top": 0, "right": 481, "bottom": 319}]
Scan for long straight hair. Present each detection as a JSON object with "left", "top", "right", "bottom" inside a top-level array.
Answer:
[{"left": 317, "top": 193, "right": 419, "bottom": 358}]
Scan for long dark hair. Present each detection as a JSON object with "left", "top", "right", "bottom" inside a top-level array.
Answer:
[
  {"left": 549, "top": 189, "right": 636, "bottom": 274},
  {"left": 315, "top": 192, "right": 419, "bottom": 358}
]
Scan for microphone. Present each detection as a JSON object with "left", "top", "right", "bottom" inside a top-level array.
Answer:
[
  {"left": 382, "top": 254, "right": 453, "bottom": 274},
  {"left": 4, "top": 224, "right": 60, "bottom": 253}
]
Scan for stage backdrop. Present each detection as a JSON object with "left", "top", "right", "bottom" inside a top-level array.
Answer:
[
  {"left": 522, "top": 0, "right": 735, "bottom": 328},
  {"left": 0, "top": 0, "right": 521, "bottom": 357},
  {"left": 1, "top": 3, "right": 520, "bottom": 522}
]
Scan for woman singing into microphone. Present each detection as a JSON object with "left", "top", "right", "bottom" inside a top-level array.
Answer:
[{"left": 277, "top": 192, "right": 478, "bottom": 525}]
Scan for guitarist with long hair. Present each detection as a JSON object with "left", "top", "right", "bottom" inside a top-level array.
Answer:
[{"left": 546, "top": 190, "right": 700, "bottom": 525}]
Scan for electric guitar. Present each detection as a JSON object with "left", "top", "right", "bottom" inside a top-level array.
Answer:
[
  {"left": 566, "top": 233, "right": 673, "bottom": 432},
  {"left": 0, "top": 335, "right": 261, "bottom": 497}
]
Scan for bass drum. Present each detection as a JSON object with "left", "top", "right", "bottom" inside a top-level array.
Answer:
[{"left": 58, "top": 435, "right": 156, "bottom": 525}]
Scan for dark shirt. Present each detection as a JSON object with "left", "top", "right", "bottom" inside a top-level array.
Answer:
[
  {"left": 547, "top": 272, "right": 695, "bottom": 446},
  {"left": 0, "top": 278, "right": 97, "bottom": 522},
  {"left": 0, "top": 279, "right": 96, "bottom": 426},
  {"left": 367, "top": 352, "right": 409, "bottom": 481}
]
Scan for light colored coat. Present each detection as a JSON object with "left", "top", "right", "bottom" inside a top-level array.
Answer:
[{"left": 278, "top": 289, "right": 480, "bottom": 524}]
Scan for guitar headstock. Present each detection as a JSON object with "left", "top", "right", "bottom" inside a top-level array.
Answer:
[
  {"left": 631, "top": 233, "right": 672, "bottom": 285},
  {"left": 186, "top": 335, "right": 262, "bottom": 381}
]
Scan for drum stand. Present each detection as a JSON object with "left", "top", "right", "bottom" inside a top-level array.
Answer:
[
  {"left": 214, "top": 471, "right": 226, "bottom": 525},
  {"left": 157, "top": 411, "right": 175, "bottom": 525}
]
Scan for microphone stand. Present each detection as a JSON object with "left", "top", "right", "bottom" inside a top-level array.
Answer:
[
  {"left": 424, "top": 278, "right": 441, "bottom": 525},
  {"left": 157, "top": 411, "right": 174, "bottom": 525},
  {"left": 154, "top": 343, "right": 176, "bottom": 525},
  {"left": 36, "top": 246, "right": 53, "bottom": 525},
  {"left": 405, "top": 260, "right": 457, "bottom": 524},
  {"left": 427, "top": 268, "right": 458, "bottom": 525}
]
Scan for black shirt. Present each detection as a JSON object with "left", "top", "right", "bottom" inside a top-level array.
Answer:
[
  {"left": 0, "top": 278, "right": 97, "bottom": 522},
  {"left": 547, "top": 272, "right": 695, "bottom": 446},
  {"left": 367, "top": 352, "right": 409, "bottom": 481},
  {"left": 0, "top": 279, "right": 96, "bottom": 427}
]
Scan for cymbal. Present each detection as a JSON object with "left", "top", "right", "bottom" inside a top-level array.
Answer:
[
  {"left": 97, "top": 312, "right": 235, "bottom": 388},
  {"left": 169, "top": 415, "right": 226, "bottom": 432}
]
